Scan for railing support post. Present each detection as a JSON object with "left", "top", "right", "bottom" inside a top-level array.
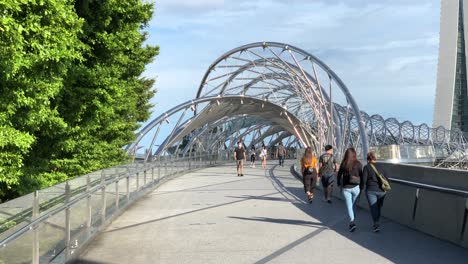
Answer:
[
  {"left": 32, "top": 191, "right": 39, "bottom": 264},
  {"left": 115, "top": 177, "right": 119, "bottom": 210},
  {"left": 158, "top": 158, "right": 161, "bottom": 179},
  {"left": 101, "top": 171, "right": 107, "bottom": 225},
  {"left": 126, "top": 167, "right": 130, "bottom": 201},
  {"left": 144, "top": 162, "right": 147, "bottom": 186},
  {"left": 136, "top": 164, "right": 140, "bottom": 191},
  {"left": 86, "top": 176, "right": 92, "bottom": 236},
  {"left": 65, "top": 182, "right": 71, "bottom": 260}
]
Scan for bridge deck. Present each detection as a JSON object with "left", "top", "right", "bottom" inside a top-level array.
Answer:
[{"left": 76, "top": 161, "right": 468, "bottom": 264}]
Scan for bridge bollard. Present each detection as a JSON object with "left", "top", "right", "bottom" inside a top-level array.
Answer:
[
  {"left": 86, "top": 176, "right": 92, "bottom": 237},
  {"left": 65, "top": 182, "right": 71, "bottom": 260},
  {"left": 101, "top": 171, "right": 107, "bottom": 226},
  {"left": 32, "top": 191, "right": 39, "bottom": 264}
]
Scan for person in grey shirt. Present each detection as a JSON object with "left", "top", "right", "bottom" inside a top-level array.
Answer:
[
  {"left": 234, "top": 141, "right": 247, "bottom": 176},
  {"left": 319, "top": 145, "right": 338, "bottom": 203},
  {"left": 275, "top": 142, "right": 286, "bottom": 167}
]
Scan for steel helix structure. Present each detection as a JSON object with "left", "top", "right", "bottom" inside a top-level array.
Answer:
[{"left": 126, "top": 42, "right": 468, "bottom": 170}]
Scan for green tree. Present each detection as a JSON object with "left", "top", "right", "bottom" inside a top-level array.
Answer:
[
  {"left": 0, "top": 0, "right": 158, "bottom": 201},
  {"left": 0, "top": 0, "right": 84, "bottom": 199},
  {"left": 40, "top": 0, "right": 159, "bottom": 180}
]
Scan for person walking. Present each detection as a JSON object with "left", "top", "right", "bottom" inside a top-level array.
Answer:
[
  {"left": 363, "top": 151, "right": 390, "bottom": 232},
  {"left": 260, "top": 145, "right": 267, "bottom": 169},
  {"left": 249, "top": 145, "right": 256, "bottom": 168},
  {"left": 301, "top": 147, "right": 318, "bottom": 203},
  {"left": 319, "top": 145, "right": 338, "bottom": 203},
  {"left": 275, "top": 142, "right": 286, "bottom": 167},
  {"left": 337, "top": 147, "right": 364, "bottom": 232},
  {"left": 234, "top": 141, "right": 246, "bottom": 176}
]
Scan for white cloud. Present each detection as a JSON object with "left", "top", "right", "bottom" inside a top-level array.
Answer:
[
  {"left": 158, "top": 0, "right": 225, "bottom": 12},
  {"left": 145, "top": 0, "right": 441, "bottom": 125},
  {"left": 387, "top": 55, "right": 437, "bottom": 72}
]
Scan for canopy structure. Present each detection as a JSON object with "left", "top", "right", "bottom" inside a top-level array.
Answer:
[{"left": 127, "top": 42, "right": 468, "bottom": 169}]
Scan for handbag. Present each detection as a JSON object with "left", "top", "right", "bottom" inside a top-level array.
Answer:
[{"left": 370, "top": 164, "right": 391, "bottom": 192}]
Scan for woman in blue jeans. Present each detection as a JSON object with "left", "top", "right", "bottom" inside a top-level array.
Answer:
[
  {"left": 337, "top": 148, "right": 364, "bottom": 232},
  {"left": 363, "top": 151, "right": 388, "bottom": 232}
]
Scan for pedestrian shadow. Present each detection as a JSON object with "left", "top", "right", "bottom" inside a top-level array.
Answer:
[
  {"left": 225, "top": 195, "right": 291, "bottom": 202},
  {"left": 252, "top": 164, "right": 468, "bottom": 264},
  {"left": 67, "top": 259, "right": 109, "bottom": 264},
  {"left": 228, "top": 216, "right": 327, "bottom": 228}
]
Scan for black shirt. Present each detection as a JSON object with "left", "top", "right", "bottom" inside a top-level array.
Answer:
[
  {"left": 363, "top": 163, "right": 389, "bottom": 192},
  {"left": 337, "top": 161, "right": 364, "bottom": 189},
  {"left": 234, "top": 147, "right": 246, "bottom": 160}
]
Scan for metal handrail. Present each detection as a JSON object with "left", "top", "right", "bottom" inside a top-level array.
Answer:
[
  {"left": 0, "top": 162, "right": 149, "bottom": 247},
  {"left": 388, "top": 178, "right": 468, "bottom": 197},
  {"left": 0, "top": 151, "right": 229, "bottom": 263}
]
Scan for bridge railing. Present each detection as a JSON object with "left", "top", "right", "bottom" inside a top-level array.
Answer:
[{"left": 0, "top": 151, "right": 229, "bottom": 264}]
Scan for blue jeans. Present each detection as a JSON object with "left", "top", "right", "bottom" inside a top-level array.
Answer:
[
  {"left": 366, "top": 191, "right": 386, "bottom": 224},
  {"left": 342, "top": 185, "right": 360, "bottom": 222}
]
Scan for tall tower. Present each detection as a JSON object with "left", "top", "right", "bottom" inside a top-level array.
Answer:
[{"left": 434, "top": 0, "right": 468, "bottom": 132}]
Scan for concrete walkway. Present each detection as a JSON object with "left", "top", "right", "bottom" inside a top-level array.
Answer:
[{"left": 76, "top": 160, "right": 468, "bottom": 264}]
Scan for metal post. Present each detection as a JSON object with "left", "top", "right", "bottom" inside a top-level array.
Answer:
[
  {"left": 126, "top": 167, "right": 130, "bottom": 201},
  {"left": 65, "top": 182, "right": 71, "bottom": 260},
  {"left": 188, "top": 151, "right": 191, "bottom": 170},
  {"left": 151, "top": 166, "right": 155, "bottom": 183},
  {"left": 144, "top": 162, "right": 147, "bottom": 186},
  {"left": 115, "top": 177, "right": 119, "bottom": 210},
  {"left": 32, "top": 191, "right": 39, "bottom": 264},
  {"left": 136, "top": 171, "right": 140, "bottom": 191},
  {"left": 158, "top": 158, "right": 161, "bottom": 180},
  {"left": 86, "top": 176, "right": 92, "bottom": 236},
  {"left": 101, "top": 172, "right": 107, "bottom": 225}
]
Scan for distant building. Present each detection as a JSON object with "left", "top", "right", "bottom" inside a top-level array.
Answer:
[{"left": 434, "top": 0, "right": 468, "bottom": 132}]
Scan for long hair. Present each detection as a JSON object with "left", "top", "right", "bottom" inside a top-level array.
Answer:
[
  {"left": 302, "top": 147, "right": 314, "bottom": 161},
  {"left": 341, "top": 147, "right": 358, "bottom": 171}
]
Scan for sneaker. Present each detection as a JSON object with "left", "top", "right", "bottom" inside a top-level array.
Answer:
[
  {"left": 253, "top": 165, "right": 255, "bottom": 168},
  {"left": 327, "top": 199, "right": 332, "bottom": 204},
  {"left": 308, "top": 196, "right": 313, "bottom": 203},
  {"left": 240, "top": 174, "right": 244, "bottom": 176},
  {"left": 237, "top": 174, "right": 240, "bottom": 177},
  {"left": 373, "top": 224, "right": 380, "bottom": 233},
  {"left": 349, "top": 222, "right": 356, "bottom": 232}
]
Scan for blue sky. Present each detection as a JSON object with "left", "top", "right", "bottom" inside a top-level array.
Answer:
[{"left": 143, "top": 0, "right": 440, "bottom": 126}]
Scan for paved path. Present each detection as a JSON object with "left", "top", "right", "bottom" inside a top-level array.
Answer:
[{"left": 76, "top": 160, "right": 468, "bottom": 264}]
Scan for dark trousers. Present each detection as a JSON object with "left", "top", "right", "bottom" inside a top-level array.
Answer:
[
  {"left": 366, "top": 191, "right": 386, "bottom": 224},
  {"left": 278, "top": 155, "right": 284, "bottom": 166},
  {"left": 303, "top": 172, "right": 317, "bottom": 193}
]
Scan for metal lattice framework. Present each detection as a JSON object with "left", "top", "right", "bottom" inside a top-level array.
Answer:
[{"left": 127, "top": 42, "right": 468, "bottom": 169}]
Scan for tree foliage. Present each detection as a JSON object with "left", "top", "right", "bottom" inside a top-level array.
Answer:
[{"left": 0, "top": 0, "right": 159, "bottom": 201}]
